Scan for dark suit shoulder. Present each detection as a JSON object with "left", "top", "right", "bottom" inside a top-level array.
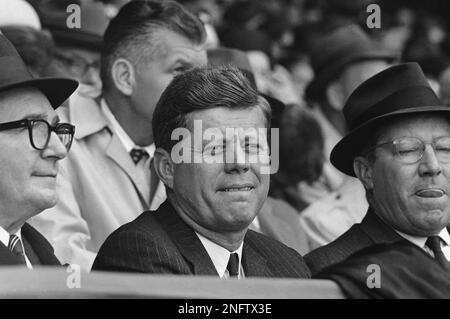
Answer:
[
  {"left": 305, "top": 223, "right": 371, "bottom": 276},
  {"left": 22, "top": 223, "right": 60, "bottom": 266},
  {"left": 245, "top": 230, "right": 311, "bottom": 278},
  {"left": 92, "top": 211, "right": 190, "bottom": 274}
]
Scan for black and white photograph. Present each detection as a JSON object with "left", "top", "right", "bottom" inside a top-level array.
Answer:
[{"left": 0, "top": 0, "right": 450, "bottom": 303}]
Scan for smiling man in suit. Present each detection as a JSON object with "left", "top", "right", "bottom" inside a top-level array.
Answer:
[
  {"left": 0, "top": 34, "right": 77, "bottom": 267},
  {"left": 92, "top": 66, "right": 311, "bottom": 278}
]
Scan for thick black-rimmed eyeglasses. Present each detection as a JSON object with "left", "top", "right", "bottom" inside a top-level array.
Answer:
[{"left": 0, "top": 119, "right": 75, "bottom": 151}]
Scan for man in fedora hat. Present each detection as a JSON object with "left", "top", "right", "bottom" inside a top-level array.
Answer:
[
  {"left": 306, "top": 63, "right": 450, "bottom": 281},
  {"left": 0, "top": 34, "right": 77, "bottom": 267},
  {"left": 30, "top": 0, "right": 207, "bottom": 271},
  {"left": 298, "top": 24, "right": 398, "bottom": 250}
]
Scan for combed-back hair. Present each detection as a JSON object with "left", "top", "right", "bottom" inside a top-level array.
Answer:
[
  {"left": 100, "top": 0, "right": 206, "bottom": 91},
  {"left": 153, "top": 65, "right": 271, "bottom": 152}
]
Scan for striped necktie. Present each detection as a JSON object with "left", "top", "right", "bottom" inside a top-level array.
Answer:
[{"left": 8, "top": 234, "right": 26, "bottom": 265}]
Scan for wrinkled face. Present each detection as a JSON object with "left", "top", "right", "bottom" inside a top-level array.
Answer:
[
  {"left": 132, "top": 29, "right": 207, "bottom": 123},
  {"left": 171, "top": 106, "right": 270, "bottom": 233},
  {"left": 368, "top": 114, "right": 450, "bottom": 236},
  {"left": 0, "top": 88, "right": 68, "bottom": 229}
]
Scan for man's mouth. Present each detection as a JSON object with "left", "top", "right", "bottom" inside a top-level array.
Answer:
[
  {"left": 218, "top": 185, "right": 254, "bottom": 192},
  {"left": 415, "top": 189, "right": 445, "bottom": 198}
]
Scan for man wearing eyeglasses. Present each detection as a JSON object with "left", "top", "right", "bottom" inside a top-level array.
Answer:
[
  {"left": 304, "top": 63, "right": 450, "bottom": 296},
  {"left": 0, "top": 34, "right": 77, "bottom": 267},
  {"left": 29, "top": 0, "right": 207, "bottom": 272}
]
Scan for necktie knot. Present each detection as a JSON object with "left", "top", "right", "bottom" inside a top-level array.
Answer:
[
  {"left": 8, "top": 234, "right": 24, "bottom": 256},
  {"left": 227, "top": 253, "right": 239, "bottom": 277},
  {"left": 130, "top": 148, "right": 149, "bottom": 165}
]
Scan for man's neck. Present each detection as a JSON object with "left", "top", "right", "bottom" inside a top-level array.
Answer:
[
  {"left": 169, "top": 196, "right": 247, "bottom": 252},
  {"left": 103, "top": 93, "right": 153, "bottom": 146}
]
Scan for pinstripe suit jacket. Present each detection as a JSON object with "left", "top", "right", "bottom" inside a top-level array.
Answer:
[
  {"left": 305, "top": 207, "right": 405, "bottom": 276},
  {"left": 92, "top": 201, "right": 311, "bottom": 278}
]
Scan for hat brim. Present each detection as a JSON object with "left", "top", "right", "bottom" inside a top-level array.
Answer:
[
  {"left": 331, "top": 106, "right": 450, "bottom": 177},
  {"left": 305, "top": 50, "right": 397, "bottom": 101},
  {"left": 0, "top": 77, "right": 78, "bottom": 109}
]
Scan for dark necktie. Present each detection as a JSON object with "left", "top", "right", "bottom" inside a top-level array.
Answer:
[
  {"left": 227, "top": 253, "right": 239, "bottom": 278},
  {"left": 130, "top": 148, "right": 148, "bottom": 165},
  {"left": 8, "top": 234, "right": 26, "bottom": 265},
  {"left": 426, "top": 236, "right": 449, "bottom": 269}
]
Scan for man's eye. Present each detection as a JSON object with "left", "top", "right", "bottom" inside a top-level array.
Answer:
[
  {"left": 398, "top": 148, "right": 418, "bottom": 155},
  {"left": 173, "top": 66, "right": 188, "bottom": 75},
  {"left": 436, "top": 146, "right": 450, "bottom": 153},
  {"left": 246, "top": 143, "right": 261, "bottom": 152},
  {"left": 205, "top": 145, "right": 224, "bottom": 156}
]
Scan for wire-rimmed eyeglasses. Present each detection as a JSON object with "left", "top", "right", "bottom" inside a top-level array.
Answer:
[{"left": 364, "top": 136, "right": 450, "bottom": 164}]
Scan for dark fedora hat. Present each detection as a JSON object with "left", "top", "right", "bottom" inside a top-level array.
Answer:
[
  {"left": 331, "top": 62, "right": 450, "bottom": 177},
  {"left": 305, "top": 24, "right": 398, "bottom": 102},
  {"left": 0, "top": 33, "right": 78, "bottom": 108},
  {"left": 207, "top": 47, "right": 285, "bottom": 125},
  {"left": 32, "top": 0, "right": 109, "bottom": 51}
]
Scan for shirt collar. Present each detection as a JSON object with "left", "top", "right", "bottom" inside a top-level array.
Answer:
[
  {"left": 395, "top": 228, "right": 450, "bottom": 248},
  {"left": 0, "top": 226, "right": 22, "bottom": 248},
  {"left": 101, "top": 99, "right": 155, "bottom": 156},
  {"left": 195, "top": 232, "right": 243, "bottom": 278}
]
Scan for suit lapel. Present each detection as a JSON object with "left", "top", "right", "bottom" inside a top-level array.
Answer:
[
  {"left": 155, "top": 202, "right": 218, "bottom": 275},
  {"left": 105, "top": 133, "right": 150, "bottom": 205},
  {"left": 22, "top": 223, "right": 60, "bottom": 266},
  {"left": 0, "top": 241, "right": 26, "bottom": 266},
  {"left": 360, "top": 208, "right": 404, "bottom": 245},
  {"left": 241, "top": 232, "right": 272, "bottom": 277}
]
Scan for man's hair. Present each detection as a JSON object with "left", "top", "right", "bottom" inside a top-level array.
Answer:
[
  {"left": 278, "top": 104, "right": 324, "bottom": 185},
  {"left": 100, "top": 0, "right": 206, "bottom": 91},
  {"left": 152, "top": 65, "right": 271, "bottom": 152}
]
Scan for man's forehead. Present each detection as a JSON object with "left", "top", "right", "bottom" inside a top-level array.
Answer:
[
  {"left": 152, "top": 28, "right": 206, "bottom": 57},
  {"left": 0, "top": 87, "right": 54, "bottom": 121},
  {"left": 378, "top": 113, "right": 450, "bottom": 139}
]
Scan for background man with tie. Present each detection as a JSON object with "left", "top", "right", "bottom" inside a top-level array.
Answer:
[
  {"left": 30, "top": 0, "right": 208, "bottom": 271},
  {"left": 306, "top": 63, "right": 450, "bottom": 296},
  {"left": 92, "top": 66, "right": 311, "bottom": 279},
  {"left": 0, "top": 34, "right": 77, "bottom": 267}
]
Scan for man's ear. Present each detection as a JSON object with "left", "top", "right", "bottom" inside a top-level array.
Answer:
[
  {"left": 111, "top": 58, "right": 135, "bottom": 96},
  {"left": 353, "top": 156, "right": 374, "bottom": 191},
  {"left": 326, "top": 81, "right": 345, "bottom": 111},
  {"left": 153, "top": 147, "right": 175, "bottom": 189}
]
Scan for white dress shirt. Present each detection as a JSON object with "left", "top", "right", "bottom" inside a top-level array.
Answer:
[
  {"left": 196, "top": 232, "right": 245, "bottom": 279},
  {"left": 0, "top": 226, "right": 32, "bottom": 269},
  {"left": 395, "top": 228, "right": 450, "bottom": 261}
]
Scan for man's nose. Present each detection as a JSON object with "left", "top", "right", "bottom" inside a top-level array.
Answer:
[
  {"left": 41, "top": 132, "right": 68, "bottom": 160},
  {"left": 418, "top": 144, "right": 442, "bottom": 176},
  {"left": 224, "top": 142, "right": 250, "bottom": 173}
]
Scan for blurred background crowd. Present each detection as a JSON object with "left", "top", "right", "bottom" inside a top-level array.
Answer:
[{"left": 2, "top": 0, "right": 450, "bottom": 257}]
